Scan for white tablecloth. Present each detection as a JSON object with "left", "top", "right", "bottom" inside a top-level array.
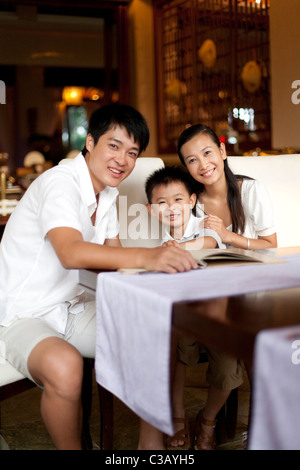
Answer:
[
  {"left": 248, "top": 325, "right": 300, "bottom": 450},
  {"left": 95, "top": 254, "right": 300, "bottom": 435}
]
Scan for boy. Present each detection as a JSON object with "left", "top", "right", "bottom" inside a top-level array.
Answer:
[
  {"left": 145, "top": 165, "right": 222, "bottom": 249},
  {"left": 0, "top": 104, "right": 198, "bottom": 450}
]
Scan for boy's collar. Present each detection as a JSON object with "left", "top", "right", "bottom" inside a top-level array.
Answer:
[{"left": 162, "top": 213, "right": 198, "bottom": 242}]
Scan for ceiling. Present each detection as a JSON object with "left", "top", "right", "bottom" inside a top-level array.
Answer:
[
  {"left": 0, "top": 0, "right": 129, "bottom": 16},
  {"left": 0, "top": 1, "right": 130, "bottom": 18}
]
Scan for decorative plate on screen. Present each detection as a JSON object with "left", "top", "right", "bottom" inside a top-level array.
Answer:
[
  {"left": 198, "top": 39, "right": 217, "bottom": 68},
  {"left": 23, "top": 151, "right": 45, "bottom": 168},
  {"left": 241, "top": 61, "right": 262, "bottom": 93}
]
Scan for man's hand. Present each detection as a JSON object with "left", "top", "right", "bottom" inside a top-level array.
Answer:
[{"left": 142, "top": 245, "right": 198, "bottom": 274}]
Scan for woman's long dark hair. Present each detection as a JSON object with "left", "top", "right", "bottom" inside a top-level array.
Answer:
[{"left": 177, "top": 124, "right": 247, "bottom": 234}]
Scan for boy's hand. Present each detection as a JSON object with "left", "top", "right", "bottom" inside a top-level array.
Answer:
[
  {"left": 143, "top": 245, "right": 198, "bottom": 274},
  {"left": 162, "top": 240, "right": 180, "bottom": 248}
]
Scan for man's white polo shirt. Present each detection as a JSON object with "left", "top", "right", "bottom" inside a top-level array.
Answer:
[{"left": 0, "top": 153, "right": 119, "bottom": 333}]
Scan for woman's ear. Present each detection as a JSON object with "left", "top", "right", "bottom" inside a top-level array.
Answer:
[{"left": 220, "top": 142, "right": 227, "bottom": 161}]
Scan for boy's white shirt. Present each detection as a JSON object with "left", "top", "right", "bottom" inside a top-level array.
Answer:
[{"left": 161, "top": 213, "right": 225, "bottom": 248}]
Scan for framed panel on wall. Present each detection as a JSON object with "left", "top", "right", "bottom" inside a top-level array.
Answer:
[{"left": 153, "top": 0, "right": 270, "bottom": 154}]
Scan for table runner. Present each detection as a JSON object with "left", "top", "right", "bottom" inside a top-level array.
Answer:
[
  {"left": 95, "top": 254, "right": 300, "bottom": 435},
  {"left": 248, "top": 325, "right": 300, "bottom": 449}
]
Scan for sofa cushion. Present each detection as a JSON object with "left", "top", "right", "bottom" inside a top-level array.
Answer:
[
  {"left": 0, "top": 362, "right": 27, "bottom": 386},
  {"left": 227, "top": 155, "right": 300, "bottom": 247}
]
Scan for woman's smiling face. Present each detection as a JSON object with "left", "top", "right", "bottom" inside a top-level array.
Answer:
[{"left": 180, "top": 132, "right": 227, "bottom": 186}]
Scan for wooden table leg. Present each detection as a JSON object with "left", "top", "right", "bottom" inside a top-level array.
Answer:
[
  {"left": 98, "top": 384, "right": 114, "bottom": 450},
  {"left": 81, "top": 358, "right": 93, "bottom": 450}
]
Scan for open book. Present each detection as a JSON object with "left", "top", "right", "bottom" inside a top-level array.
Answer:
[
  {"left": 117, "top": 248, "right": 284, "bottom": 274},
  {"left": 190, "top": 248, "right": 285, "bottom": 268}
]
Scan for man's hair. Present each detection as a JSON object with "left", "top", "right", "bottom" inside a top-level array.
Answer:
[
  {"left": 82, "top": 103, "right": 150, "bottom": 156},
  {"left": 145, "top": 165, "right": 196, "bottom": 203}
]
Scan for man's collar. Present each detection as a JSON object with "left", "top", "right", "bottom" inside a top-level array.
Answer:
[{"left": 74, "top": 153, "right": 118, "bottom": 210}]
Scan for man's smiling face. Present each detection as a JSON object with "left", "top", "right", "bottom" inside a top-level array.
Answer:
[{"left": 85, "top": 125, "right": 140, "bottom": 193}]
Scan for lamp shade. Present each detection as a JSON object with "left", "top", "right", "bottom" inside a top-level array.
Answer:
[{"left": 62, "top": 87, "right": 84, "bottom": 105}]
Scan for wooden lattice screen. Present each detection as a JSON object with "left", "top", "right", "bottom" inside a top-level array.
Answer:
[{"left": 153, "top": 0, "right": 270, "bottom": 154}]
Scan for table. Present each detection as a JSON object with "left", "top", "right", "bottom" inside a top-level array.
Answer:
[
  {"left": 79, "top": 247, "right": 300, "bottom": 448},
  {"left": 173, "top": 284, "right": 300, "bottom": 374},
  {"left": 248, "top": 325, "right": 300, "bottom": 450}
]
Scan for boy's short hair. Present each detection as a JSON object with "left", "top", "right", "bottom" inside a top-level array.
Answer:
[
  {"left": 82, "top": 103, "right": 150, "bottom": 156},
  {"left": 145, "top": 165, "right": 196, "bottom": 203}
]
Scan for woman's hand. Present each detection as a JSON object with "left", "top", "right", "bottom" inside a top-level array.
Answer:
[{"left": 204, "top": 214, "right": 231, "bottom": 243}]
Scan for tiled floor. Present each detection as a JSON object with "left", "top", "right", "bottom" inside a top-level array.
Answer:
[{"left": 0, "top": 364, "right": 250, "bottom": 450}]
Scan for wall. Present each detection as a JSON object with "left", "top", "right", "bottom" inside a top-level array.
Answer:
[
  {"left": 0, "top": 10, "right": 105, "bottom": 68},
  {"left": 270, "top": 0, "right": 300, "bottom": 150},
  {"left": 0, "top": 6, "right": 114, "bottom": 168},
  {"left": 128, "top": 0, "right": 157, "bottom": 156}
]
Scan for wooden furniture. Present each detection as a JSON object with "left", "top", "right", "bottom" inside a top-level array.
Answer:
[
  {"left": 95, "top": 275, "right": 300, "bottom": 449},
  {"left": 173, "top": 283, "right": 300, "bottom": 377},
  {"left": 0, "top": 358, "right": 95, "bottom": 450},
  {"left": 0, "top": 215, "right": 9, "bottom": 241}
]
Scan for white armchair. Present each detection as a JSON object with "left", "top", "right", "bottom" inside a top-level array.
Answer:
[
  {"left": 117, "top": 156, "right": 164, "bottom": 248},
  {"left": 0, "top": 361, "right": 36, "bottom": 449},
  {"left": 227, "top": 155, "right": 300, "bottom": 247}
]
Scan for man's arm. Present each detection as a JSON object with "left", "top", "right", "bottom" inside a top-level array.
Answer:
[
  {"left": 47, "top": 227, "right": 198, "bottom": 274},
  {"left": 104, "top": 235, "right": 122, "bottom": 248}
]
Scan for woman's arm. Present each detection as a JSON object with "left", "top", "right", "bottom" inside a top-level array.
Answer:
[
  {"left": 223, "top": 230, "right": 277, "bottom": 250},
  {"left": 204, "top": 214, "right": 277, "bottom": 249}
]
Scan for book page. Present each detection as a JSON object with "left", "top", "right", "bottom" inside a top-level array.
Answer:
[{"left": 190, "top": 248, "right": 285, "bottom": 266}]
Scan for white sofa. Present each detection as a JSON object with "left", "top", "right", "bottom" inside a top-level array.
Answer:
[
  {"left": 118, "top": 154, "right": 300, "bottom": 248},
  {"left": 117, "top": 157, "right": 165, "bottom": 247},
  {"left": 227, "top": 155, "right": 300, "bottom": 248}
]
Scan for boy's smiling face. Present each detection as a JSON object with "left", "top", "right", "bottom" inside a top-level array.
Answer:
[{"left": 147, "top": 181, "right": 196, "bottom": 239}]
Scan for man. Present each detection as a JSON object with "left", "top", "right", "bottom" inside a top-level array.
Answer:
[{"left": 0, "top": 103, "right": 197, "bottom": 449}]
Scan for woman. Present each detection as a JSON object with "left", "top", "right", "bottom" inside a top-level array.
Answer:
[
  {"left": 167, "top": 124, "right": 277, "bottom": 450},
  {"left": 178, "top": 124, "right": 277, "bottom": 250}
]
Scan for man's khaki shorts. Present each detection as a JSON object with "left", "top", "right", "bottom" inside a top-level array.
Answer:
[{"left": 0, "top": 296, "right": 96, "bottom": 383}]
